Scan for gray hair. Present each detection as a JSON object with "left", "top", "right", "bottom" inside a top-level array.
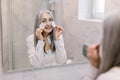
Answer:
[
  {"left": 95, "top": 10, "right": 120, "bottom": 79},
  {"left": 34, "top": 10, "right": 55, "bottom": 53},
  {"left": 34, "top": 10, "right": 54, "bottom": 29}
]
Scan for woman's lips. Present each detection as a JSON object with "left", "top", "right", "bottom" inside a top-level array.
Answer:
[{"left": 45, "top": 26, "right": 52, "bottom": 29}]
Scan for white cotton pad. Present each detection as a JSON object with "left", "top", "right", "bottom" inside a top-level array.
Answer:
[
  {"left": 39, "top": 23, "right": 45, "bottom": 29},
  {"left": 39, "top": 21, "right": 56, "bottom": 29},
  {"left": 52, "top": 21, "right": 56, "bottom": 27}
]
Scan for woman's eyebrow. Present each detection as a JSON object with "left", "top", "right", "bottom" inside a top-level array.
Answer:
[
  {"left": 42, "top": 18, "right": 47, "bottom": 20},
  {"left": 41, "top": 18, "right": 47, "bottom": 21},
  {"left": 49, "top": 18, "right": 53, "bottom": 21}
]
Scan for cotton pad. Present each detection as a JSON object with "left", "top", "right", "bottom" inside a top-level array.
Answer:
[
  {"left": 52, "top": 21, "right": 56, "bottom": 27},
  {"left": 39, "top": 23, "right": 45, "bottom": 29},
  {"left": 39, "top": 21, "right": 56, "bottom": 29}
]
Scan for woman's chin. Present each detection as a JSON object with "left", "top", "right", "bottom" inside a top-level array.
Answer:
[{"left": 44, "top": 29, "right": 52, "bottom": 33}]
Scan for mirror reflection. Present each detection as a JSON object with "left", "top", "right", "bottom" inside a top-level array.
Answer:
[
  {"left": 2, "top": 0, "right": 103, "bottom": 71},
  {"left": 26, "top": 10, "right": 67, "bottom": 67}
]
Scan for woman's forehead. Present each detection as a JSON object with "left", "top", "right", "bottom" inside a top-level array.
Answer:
[{"left": 41, "top": 12, "right": 52, "bottom": 18}]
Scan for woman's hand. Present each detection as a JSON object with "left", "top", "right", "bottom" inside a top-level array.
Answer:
[
  {"left": 54, "top": 26, "right": 64, "bottom": 40},
  {"left": 87, "top": 44, "right": 100, "bottom": 69},
  {"left": 35, "top": 28, "right": 43, "bottom": 40}
]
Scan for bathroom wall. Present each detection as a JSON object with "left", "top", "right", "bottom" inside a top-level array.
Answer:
[
  {"left": 61, "top": 0, "right": 102, "bottom": 63},
  {"left": 0, "top": 0, "right": 120, "bottom": 80},
  {"left": 0, "top": 0, "right": 3, "bottom": 78},
  {"left": 1, "top": 0, "right": 49, "bottom": 70},
  {"left": 105, "top": 0, "right": 120, "bottom": 13}
]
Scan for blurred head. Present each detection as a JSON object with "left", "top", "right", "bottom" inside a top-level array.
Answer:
[{"left": 96, "top": 10, "right": 120, "bottom": 79}]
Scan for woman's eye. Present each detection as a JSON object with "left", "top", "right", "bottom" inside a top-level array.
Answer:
[
  {"left": 41, "top": 20, "right": 47, "bottom": 23},
  {"left": 42, "top": 21, "right": 45, "bottom": 22},
  {"left": 41, "top": 18, "right": 47, "bottom": 23},
  {"left": 49, "top": 18, "right": 53, "bottom": 21}
]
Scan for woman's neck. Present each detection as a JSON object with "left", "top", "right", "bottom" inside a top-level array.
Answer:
[{"left": 43, "top": 32, "right": 49, "bottom": 39}]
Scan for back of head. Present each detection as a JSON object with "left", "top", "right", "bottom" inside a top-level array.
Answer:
[{"left": 96, "top": 10, "right": 120, "bottom": 79}]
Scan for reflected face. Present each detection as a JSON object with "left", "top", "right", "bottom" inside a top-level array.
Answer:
[{"left": 41, "top": 12, "right": 53, "bottom": 33}]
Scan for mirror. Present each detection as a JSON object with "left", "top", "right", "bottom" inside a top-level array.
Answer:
[{"left": 1, "top": 0, "right": 103, "bottom": 72}]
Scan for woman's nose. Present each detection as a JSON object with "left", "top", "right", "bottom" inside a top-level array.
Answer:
[{"left": 46, "top": 21, "right": 51, "bottom": 26}]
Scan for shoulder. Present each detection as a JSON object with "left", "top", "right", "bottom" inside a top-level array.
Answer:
[
  {"left": 26, "top": 34, "right": 34, "bottom": 44},
  {"left": 26, "top": 34, "right": 34, "bottom": 41},
  {"left": 97, "top": 67, "right": 120, "bottom": 80}
]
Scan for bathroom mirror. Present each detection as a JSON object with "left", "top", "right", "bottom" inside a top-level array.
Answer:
[{"left": 1, "top": 0, "right": 102, "bottom": 72}]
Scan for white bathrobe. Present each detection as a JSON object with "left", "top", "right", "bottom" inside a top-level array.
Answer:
[
  {"left": 82, "top": 64, "right": 120, "bottom": 80},
  {"left": 26, "top": 34, "right": 67, "bottom": 67}
]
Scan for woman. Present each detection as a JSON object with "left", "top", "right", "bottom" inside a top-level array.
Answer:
[
  {"left": 85, "top": 11, "right": 120, "bottom": 80},
  {"left": 26, "top": 10, "right": 67, "bottom": 67}
]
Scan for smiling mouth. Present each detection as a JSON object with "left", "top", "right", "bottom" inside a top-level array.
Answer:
[{"left": 45, "top": 26, "right": 52, "bottom": 29}]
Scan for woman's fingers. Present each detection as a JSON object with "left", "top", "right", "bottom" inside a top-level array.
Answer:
[
  {"left": 55, "top": 26, "right": 64, "bottom": 35},
  {"left": 54, "top": 25, "right": 64, "bottom": 40},
  {"left": 56, "top": 26, "right": 64, "bottom": 32},
  {"left": 35, "top": 28, "right": 43, "bottom": 40},
  {"left": 87, "top": 44, "right": 100, "bottom": 60},
  {"left": 87, "top": 44, "right": 100, "bottom": 68}
]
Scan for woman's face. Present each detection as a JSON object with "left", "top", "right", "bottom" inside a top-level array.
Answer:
[{"left": 41, "top": 12, "right": 53, "bottom": 34}]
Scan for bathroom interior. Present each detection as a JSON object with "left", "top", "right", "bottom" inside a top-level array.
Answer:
[{"left": 0, "top": 0, "right": 120, "bottom": 80}]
